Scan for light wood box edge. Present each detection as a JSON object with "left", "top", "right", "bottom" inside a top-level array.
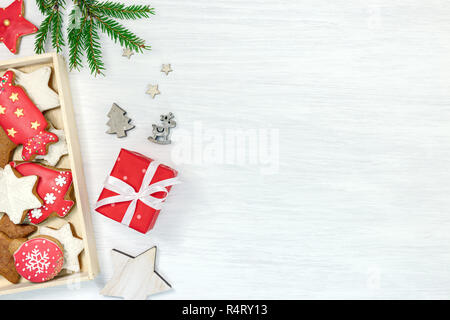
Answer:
[{"left": 0, "top": 53, "right": 100, "bottom": 296}]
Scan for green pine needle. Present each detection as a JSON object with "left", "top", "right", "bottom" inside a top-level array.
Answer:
[
  {"left": 83, "top": 19, "right": 105, "bottom": 75},
  {"left": 91, "top": 1, "right": 154, "bottom": 20},
  {"left": 51, "top": 6, "right": 65, "bottom": 52},
  {"left": 94, "top": 14, "right": 148, "bottom": 52},
  {"left": 35, "top": 0, "right": 154, "bottom": 75},
  {"left": 68, "top": 10, "right": 87, "bottom": 70},
  {"left": 35, "top": 13, "right": 54, "bottom": 54},
  {"left": 35, "top": 0, "right": 51, "bottom": 14}
]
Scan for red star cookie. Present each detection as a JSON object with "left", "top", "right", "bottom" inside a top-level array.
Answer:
[
  {"left": 0, "top": 0, "right": 37, "bottom": 54},
  {"left": 0, "top": 71, "right": 58, "bottom": 161},
  {"left": 10, "top": 162, "right": 75, "bottom": 225}
]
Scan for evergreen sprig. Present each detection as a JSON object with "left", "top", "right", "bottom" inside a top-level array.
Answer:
[
  {"left": 91, "top": 1, "right": 154, "bottom": 20},
  {"left": 34, "top": 0, "right": 155, "bottom": 75}
]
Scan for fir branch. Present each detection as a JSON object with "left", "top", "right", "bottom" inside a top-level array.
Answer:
[
  {"left": 34, "top": 0, "right": 154, "bottom": 75},
  {"left": 83, "top": 18, "right": 104, "bottom": 75},
  {"left": 91, "top": 1, "right": 155, "bottom": 20},
  {"left": 35, "top": 13, "right": 54, "bottom": 54},
  {"left": 51, "top": 4, "right": 65, "bottom": 52},
  {"left": 94, "top": 14, "right": 149, "bottom": 52},
  {"left": 68, "top": 10, "right": 88, "bottom": 70},
  {"left": 35, "top": 0, "right": 52, "bottom": 14}
]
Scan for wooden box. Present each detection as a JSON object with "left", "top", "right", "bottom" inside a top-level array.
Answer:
[{"left": 0, "top": 53, "right": 99, "bottom": 295}]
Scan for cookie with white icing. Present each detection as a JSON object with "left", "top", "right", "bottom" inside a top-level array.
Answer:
[
  {"left": 15, "top": 126, "right": 68, "bottom": 167},
  {"left": 39, "top": 222, "right": 84, "bottom": 273},
  {"left": 8, "top": 67, "right": 60, "bottom": 112},
  {"left": 0, "top": 165, "right": 42, "bottom": 224}
]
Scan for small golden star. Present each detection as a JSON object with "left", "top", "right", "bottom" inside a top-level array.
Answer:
[
  {"left": 14, "top": 108, "right": 24, "bottom": 118},
  {"left": 161, "top": 64, "right": 173, "bottom": 76},
  {"left": 146, "top": 84, "right": 160, "bottom": 99},
  {"left": 9, "top": 92, "right": 18, "bottom": 102},
  {"left": 0, "top": 105, "right": 5, "bottom": 114},
  {"left": 30, "top": 121, "right": 40, "bottom": 130},
  {"left": 7, "top": 128, "right": 16, "bottom": 137},
  {"left": 122, "top": 48, "right": 134, "bottom": 59}
]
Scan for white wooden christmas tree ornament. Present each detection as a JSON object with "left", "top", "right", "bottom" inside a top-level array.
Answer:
[
  {"left": 106, "top": 103, "right": 135, "bottom": 138},
  {"left": 100, "top": 247, "right": 171, "bottom": 300}
]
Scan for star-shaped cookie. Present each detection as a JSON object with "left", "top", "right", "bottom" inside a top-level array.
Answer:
[
  {"left": 101, "top": 247, "right": 171, "bottom": 300},
  {"left": 0, "top": 126, "right": 16, "bottom": 168},
  {"left": 146, "top": 84, "right": 160, "bottom": 99},
  {"left": 0, "top": 231, "right": 26, "bottom": 283},
  {"left": 8, "top": 67, "right": 60, "bottom": 112},
  {"left": 0, "top": 0, "right": 38, "bottom": 54},
  {"left": 34, "top": 127, "right": 67, "bottom": 166},
  {"left": 15, "top": 126, "right": 68, "bottom": 167},
  {"left": 0, "top": 214, "right": 36, "bottom": 239},
  {"left": 0, "top": 164, "right": 42, "bottom": 224},
  {"left": 39, "top": 223, "right": 84, "bottom": 273}
]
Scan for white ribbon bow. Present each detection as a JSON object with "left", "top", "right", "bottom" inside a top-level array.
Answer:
[{"left": 95, "top": 160, "right": 179, "bottom": 226}]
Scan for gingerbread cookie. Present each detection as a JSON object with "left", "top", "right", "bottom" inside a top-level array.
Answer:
[
  {"left": 0, "top": 71, "right": 58, "bottom": 161},
  {"left": 0, "top": 231, "right": 26, "bottom": 284},
  {"left": 40, "top": 223, "right": 84, "bottom": 273},
  {"left": 0, "top": 0, "right": 38, "bottom": 54},
  {"left": 15, "top": 126, "right": 68, "bottom": 167},
  {"left": 0, "top": 214, "right": 36, "bottom": 239},
  {"left": 10, "top": 162, "right": 75, "bottom": 225},
  {"left": 8, "top": 67, "right": 60, "bottom": 112},
  {"left": 0, "top": 164, "right": 42, "bottom": 224},
  {"left": 0, "top": 126, "right": 16, "bottom": 168},
  {"left": 34, "top": 127, "right": 68, "bottom": 166},
  {"left": 14, "top": 236, "right": 64, "bottom": 283}
]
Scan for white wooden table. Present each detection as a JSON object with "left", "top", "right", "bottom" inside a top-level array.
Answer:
[{"left": 2, "top": 0, "right": 450, "bottom": 299}]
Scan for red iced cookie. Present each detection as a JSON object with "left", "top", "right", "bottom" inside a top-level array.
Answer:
[
  {"left": 14, "top": 236, "right": 64, "bottom": 283},
  {"left": 11, "top": 162, "right": 75, "bottom": 224},
  {"left": 0, "top": 71, "right": 58, "bottom": 161},
  {"left": 0, "top": 0, "right": 38, "bottom": 54}
]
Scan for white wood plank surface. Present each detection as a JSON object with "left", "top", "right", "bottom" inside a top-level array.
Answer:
[{"left": 2, "top": 0, "right": 450, "bottom": 299}]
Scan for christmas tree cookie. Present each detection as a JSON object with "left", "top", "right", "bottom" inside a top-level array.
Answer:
[
  {"left": 11, "top": 162, "right": 75, "bottom": 225},
  {"left": 0, "top": 71, "right": 59, "bottom": 161}
]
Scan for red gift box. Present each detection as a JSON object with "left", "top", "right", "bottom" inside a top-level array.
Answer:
[{"left": 95, "top": 149, "right": 179, "bottom": 234}]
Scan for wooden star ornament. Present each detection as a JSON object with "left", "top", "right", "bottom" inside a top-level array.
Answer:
[
  {"left": 0, "top": 0, "right": 38, "bottom": 54},
  {"left": 122, "top": 48, "right": 134, "bottom": 59},
  {"left": 101, "top": 247, "right": 171, "bottom": 300},
  {"left": 146, "top": 84, "right": 160, "bottom": 99},
  {"left": 161, "top": 64, "right": 173, "bottom": 76}
]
